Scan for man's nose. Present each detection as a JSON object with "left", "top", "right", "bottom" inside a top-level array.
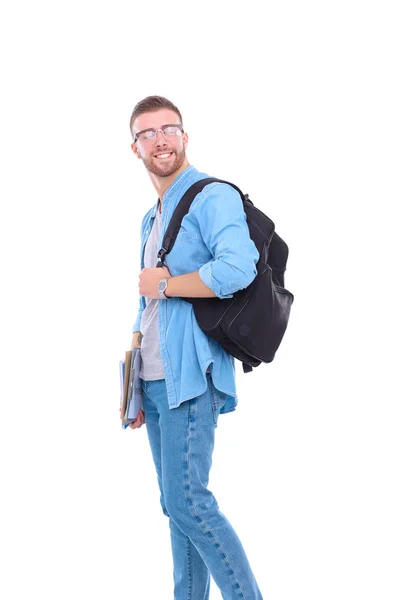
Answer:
[{"left": 154, "top": 130, "right": 167, "bottom": 145}]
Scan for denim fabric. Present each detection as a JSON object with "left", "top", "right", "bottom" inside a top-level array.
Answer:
[
  {"left": 132, "top": 165, "right": 260, "bottom": 414},
  {"left": 142, "top": 375, "right": 263, "bottom": 600}
]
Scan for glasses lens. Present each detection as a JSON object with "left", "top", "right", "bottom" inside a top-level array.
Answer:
[
  {"left": 142, "top": 129, "right": 156, "bottom": 140},
  {"left": 163, "top": 125, "right": 182, "bottom": 137}
]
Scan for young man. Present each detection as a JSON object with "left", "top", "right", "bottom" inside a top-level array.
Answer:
[{"left": 128, "top": 95, "right": 263, "bottom": 600}]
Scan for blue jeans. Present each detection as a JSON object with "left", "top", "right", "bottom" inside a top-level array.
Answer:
[{"left": 141, "top": 373, "right": 263, "bottom": 600}]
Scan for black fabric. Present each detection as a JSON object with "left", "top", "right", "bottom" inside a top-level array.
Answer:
[{"left": 156, "top": 178, "right": 294, "bottom": 373}]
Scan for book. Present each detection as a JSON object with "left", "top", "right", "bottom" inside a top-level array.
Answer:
[{"left": 119, "top": 347, "right": 143, "bottom": 428}]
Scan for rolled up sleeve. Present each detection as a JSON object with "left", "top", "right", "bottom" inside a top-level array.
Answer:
[{"left": 195, "top": 183, "right": 259, "bottom": 299}]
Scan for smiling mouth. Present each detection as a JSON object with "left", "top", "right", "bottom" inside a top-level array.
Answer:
[{"left": 154, "top": 152, "right": 173, "bottom": 160}]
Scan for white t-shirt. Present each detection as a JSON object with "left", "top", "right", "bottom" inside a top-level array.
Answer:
[{"left": 139, "top": 201, "right": 165, "bottom": 381}]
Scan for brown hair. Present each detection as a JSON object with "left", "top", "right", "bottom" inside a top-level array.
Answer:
[{"left": 129, "top": 95, "right": 183, "bottom": 137}]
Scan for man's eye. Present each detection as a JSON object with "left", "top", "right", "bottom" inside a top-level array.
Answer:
[
  {"left": 163, "top": 126, "right": 181, "bottom": 136},
  {"left": 143, "top": 130, "right": 156, "bottom": 139}
]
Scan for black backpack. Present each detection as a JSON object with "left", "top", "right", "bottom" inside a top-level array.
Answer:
[{"left": 156, "top": 178, "right": 294, "bottom": 373}]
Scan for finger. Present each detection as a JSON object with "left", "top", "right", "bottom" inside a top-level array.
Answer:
[{"left": 129, "top": 416, "right": 142, "bottom": 429}]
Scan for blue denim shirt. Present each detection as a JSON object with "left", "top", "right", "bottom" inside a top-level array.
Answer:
[{"left": 132, "top": 165, "right": 259, "bottom": 414}]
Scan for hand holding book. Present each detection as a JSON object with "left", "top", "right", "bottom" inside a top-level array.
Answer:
[
  {"left": 119, "top": 338, "right": 144, "bottom": 429},
  {"left": 119, "top": 405, "right": 145, "bottom": 429},
  {"left": 128, "top": 331, "right": 145, "bottom": 429}
]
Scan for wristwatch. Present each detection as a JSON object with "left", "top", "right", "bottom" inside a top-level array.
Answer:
[{"left": 157, "top": 277, "right": 171, "bottom": 300}]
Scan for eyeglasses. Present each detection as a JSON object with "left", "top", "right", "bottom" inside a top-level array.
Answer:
[{"left": 132, "top": 123, "right": 184, "bottom": 144}]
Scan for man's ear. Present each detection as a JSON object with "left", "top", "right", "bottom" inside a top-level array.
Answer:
[
  {"left": 131, "top": 142, "right": 142, "bottom": 159},
  {"left": 183, "top": 132, "right": 189, "bottom": 150}
]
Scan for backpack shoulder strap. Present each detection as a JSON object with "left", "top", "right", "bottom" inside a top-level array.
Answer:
[{"left": 157, "top": 177, "right": 245, "bottom": 265}]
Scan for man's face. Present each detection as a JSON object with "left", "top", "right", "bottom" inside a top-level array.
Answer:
[{"left": 131, "top": 108, "right": 188, "bottom": 178}]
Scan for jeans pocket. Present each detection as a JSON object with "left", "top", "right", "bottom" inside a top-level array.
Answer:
[{"left": 207, "top": 373, "right": 227, "bottom": 426}]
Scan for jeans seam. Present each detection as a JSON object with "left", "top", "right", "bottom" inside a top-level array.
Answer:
[
  {"left": 186, "top": 398, "right": 247, "bottom": 600},
  {"left": 187, "top": 536, "right": 192, "bottom": 600}
]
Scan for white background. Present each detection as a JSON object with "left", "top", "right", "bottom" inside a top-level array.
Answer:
[{"left": 1, "top": 1, "right": 399, "bottom": 599}]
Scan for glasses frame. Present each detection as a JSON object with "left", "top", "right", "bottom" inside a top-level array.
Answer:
[{"left": 132, "top": 123, "right": 184, "bottom": 144}]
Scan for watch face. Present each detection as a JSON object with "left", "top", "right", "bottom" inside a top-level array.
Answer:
[{"left": 158, "top": 279, "right": 167, "bottom": 292}]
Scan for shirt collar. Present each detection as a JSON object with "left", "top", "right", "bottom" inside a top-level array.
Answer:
[
  {"left": 163, "top": 165, "right": 195, "bottom": 201},
  {"left": 152, "top": 165, "right": 196, "bottom": 217}
]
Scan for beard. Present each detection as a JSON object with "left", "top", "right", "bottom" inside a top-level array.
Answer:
[{"left": 141, "top": 145, "right": 186, "bottom": 178}]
